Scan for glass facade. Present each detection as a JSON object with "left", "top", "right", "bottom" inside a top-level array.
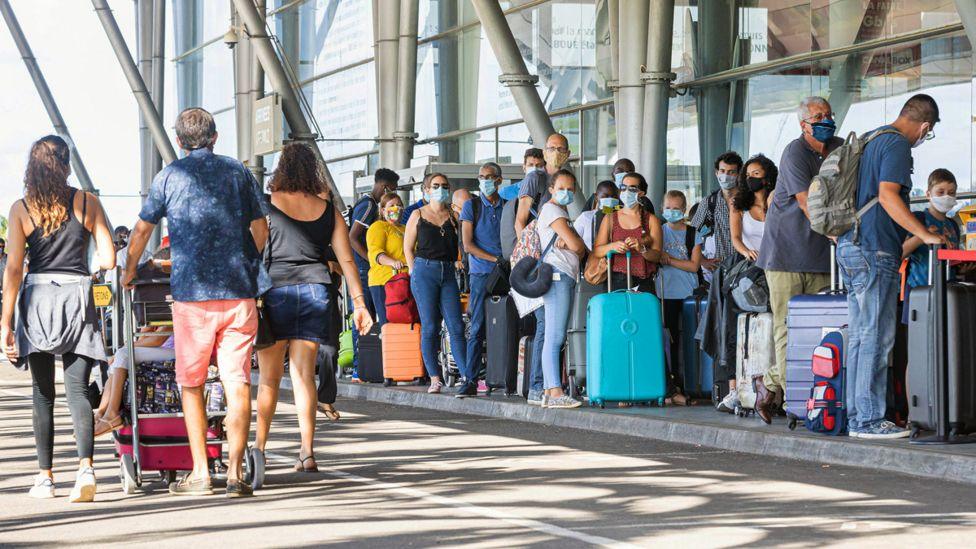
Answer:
[{"left": 169, "top": 0, "right": 974, "bottom": 206}]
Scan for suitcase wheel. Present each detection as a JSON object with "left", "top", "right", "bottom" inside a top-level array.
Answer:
[
  {"left": 657, "top": 398, "right": 665, "bottom": 407},
  {"left": 909, "top": 425, "right": 921, "bottom": 439},
  {"left": 787, "top": 418, "right": 798, "bottom": 431},
  {"left": 383, "top": 378, "right": 393, "bottom": 387},
  {"left": 485, "top": 387, "right": 493, "bottom": 396}
]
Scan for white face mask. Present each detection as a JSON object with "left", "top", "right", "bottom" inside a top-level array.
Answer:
[{"left": 930, "top": 194, "right": 957, "bottom": 214}]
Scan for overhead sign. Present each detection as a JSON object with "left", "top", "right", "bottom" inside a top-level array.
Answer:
[{"left": 253, "top": 94, "right": 283, "bottom": 156}]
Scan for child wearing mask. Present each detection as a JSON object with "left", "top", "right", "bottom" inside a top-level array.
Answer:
[
  {"left": 658, "top": 190, "right": 703, "bottom": 405},
  {"left": 901, "top": 168, "right": 964, "bottom": 323},
  {"left": 366, "top": 193, "right": 408, "bottom": 326}
]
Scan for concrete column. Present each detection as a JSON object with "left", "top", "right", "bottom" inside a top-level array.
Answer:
[
  {"left": 92, "top": 0, "right": 176, "bottom": 165},
  {"left": 137, "top": 0, "right": 154, "bottom": 199},
  {"left": 695, "top": 0, "right": 735, "bottom": 195},
  {"left": 471, "top": 0, "right": 554, "bottom": 146},
  {"left": 639, "top": 0, "right": 675, "bottom": 210},
  {"left": 374, "top": 0, "right": 400, "bottom": 168},
  {"left": 233, "top": 7, "right": 252, "bottom": 163},
  {"left": 0, "top": 0, "right": 96, "bottom": 192},
  {"left": 616, "top": 0, "right": 649, "bottom": 162},
  {"left": 232, "top": 0, "right": 344, "bottom": 209},
  {"left": 249, "top": 0, "right": 266, "bottom": 182},
  {"left": 150, "top": 0, "right": 165, "bottom": 186},
  {"left": 393, "top": 0, "right": 420, "bottom": 169}
]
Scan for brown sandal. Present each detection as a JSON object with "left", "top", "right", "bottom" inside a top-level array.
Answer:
[
  {"left": 94, "top": 416, "right": 123, "bottom": 438},
  {"left": 294, "top": 456, "right": 318, "bottom": 473},
  {"left": 318, "top": 404, "right": 341, "bottom": 421}
]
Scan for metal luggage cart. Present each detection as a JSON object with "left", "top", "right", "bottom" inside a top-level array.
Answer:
[{"left": 112, "top": 271, "right": 240, "bottom": 494}]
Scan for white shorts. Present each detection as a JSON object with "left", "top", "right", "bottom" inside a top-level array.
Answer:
[{"left": 108, "top": 346, "right": 177, "bottom": 376}]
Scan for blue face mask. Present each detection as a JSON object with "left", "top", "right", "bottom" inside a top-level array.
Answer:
[
  {"left": 614, "top": 172, "right": 626, "bottom": 186},
  {"left": 479, "top": 178, "right": 497, "bottom": 196},
  {"left": 811, "top": 118, "right": 836, "bottom": 143},
  {"left": 598, "top": 197, "right": 619, "bottom": 210},
  {"left": 620, "top": 190, "right": 638, "bottom": 209},
  {"left": 429, "top": 187, "right": 450, "bottom": 204},
  {"left": 554, "top": 189, "right": 574, "bottom": 206},
  {"left": 663, "top": 208, "right": 684, "bottom": 223}
]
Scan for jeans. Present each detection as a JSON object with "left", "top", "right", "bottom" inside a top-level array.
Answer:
[
  {"left": 29, "top": 352, "right": 94, "bottom": 470},
  {"left": 369, "top": 285, "right": 387, "bottom": 326},
  {"left": 410, "top": 258, "right": 467, "bottom": 379},
  {"left": 541, "top": 269, "right": 575, "bottom": 390},
  {"left": 351, "top": 268, "right": 375, "bottom": 376},
  {"left": 530, "top": 307, "right": 545, "bottom": 392},
  {"left": 465, "top": 273, "right": 489, "bottom": 381},
  {"left": 836, "top": 240, "right": 899, "bottom": 431}
]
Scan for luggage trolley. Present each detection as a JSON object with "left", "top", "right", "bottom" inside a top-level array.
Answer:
[{"left": 112, "top": 274, "right": 241, "bottom": 493}]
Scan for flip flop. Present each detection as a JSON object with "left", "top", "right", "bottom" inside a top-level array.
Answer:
[
  {"left": 94, "top": 416, "right": 124, "bottom": 438},
  {"left": 294, "top": 456, "right": 318, "bottom": 473},
  {"left": 318, "top": 404, "right": 341, "bottom": 421}
]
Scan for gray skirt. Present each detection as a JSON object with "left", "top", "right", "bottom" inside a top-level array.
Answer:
[{"left": 15, "top": 273, "right": 107, "bottom": 369}]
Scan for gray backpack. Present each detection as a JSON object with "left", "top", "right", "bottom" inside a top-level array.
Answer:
[{"left": 807, "top": 128, "right": 901, "bottom": 237}]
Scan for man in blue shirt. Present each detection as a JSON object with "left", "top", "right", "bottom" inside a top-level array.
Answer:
[
  {"left": 838, "top": 94, "right": 945, "bottom": 439},
  {"left": 124, "top": 107, "right": 270, "bottom": 497},
  {"left": 457, "top": 162, "right": 506, "bottom": 397}
]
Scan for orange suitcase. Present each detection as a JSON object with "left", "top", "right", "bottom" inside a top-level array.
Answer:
[{"left": 381, "top": 323, "right": 425, "bottom": 385}]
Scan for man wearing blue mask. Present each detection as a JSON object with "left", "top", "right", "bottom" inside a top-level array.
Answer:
[
  {"left": 753, "top": 97, "right": 844, "bottom": 423},
  {"left": 689, "top": 151, "right": 742, "bottom": 276},
  {"left": 457, "top": 162, "right": 507, "bottom": 397},
  {"left": 500, "top": 148, "right": 545, "bottom": 257},
  {"left": 611, "top": 158, "right": 635, "bottom": 188}
]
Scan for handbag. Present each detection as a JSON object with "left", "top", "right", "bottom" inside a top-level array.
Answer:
[
  {"left": 509, "top": 232, "right": 559, "bottom": 299},
  {"left": 254, "top": 296, "right": 276, "bottom": 350},
  {"left": 583, "top": 211, "right": 613, "bottom": 286},
  {"left": 485, "top": 258, "right": 511, "bottom": 297}
]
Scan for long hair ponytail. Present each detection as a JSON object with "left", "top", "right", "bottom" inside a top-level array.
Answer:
[{"left": 24, "top": 135, "right": 72, "bottom": 237}]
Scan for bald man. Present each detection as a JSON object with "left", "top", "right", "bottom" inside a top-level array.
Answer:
[{"left": 452, "top": 188, "right": 472, "bottom": 218}]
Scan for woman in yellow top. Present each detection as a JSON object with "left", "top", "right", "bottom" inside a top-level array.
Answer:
[{"left": 366, "top": 193, "right": 407, "bottom": 325}]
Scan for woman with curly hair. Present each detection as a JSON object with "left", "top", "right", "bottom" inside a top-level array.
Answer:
[
  {"left": 253, "top": 143, "right": 373, "bottom": 478},
  {"left": 2, "top": 135, "right": 116, "bottom": 501},
  {"left": 730, "top": 154, "right": 778, "bottom": 262}
]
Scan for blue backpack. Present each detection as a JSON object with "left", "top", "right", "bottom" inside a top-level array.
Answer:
[{"left": 805, "top": 329, "right": 848, "bottom": 436}]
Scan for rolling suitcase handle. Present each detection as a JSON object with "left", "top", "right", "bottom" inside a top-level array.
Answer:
[{"left": 604, "top": 250, "right": 633, "bottom": 293}]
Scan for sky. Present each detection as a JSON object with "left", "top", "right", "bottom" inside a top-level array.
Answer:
[{"left": 0, "top": 0, "right": 144, "bottom": 231}]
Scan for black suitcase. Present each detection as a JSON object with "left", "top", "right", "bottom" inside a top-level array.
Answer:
[
  {"left": 906, "top": 283, "right": 976, "bottom": 435},
  {"left": 485, "top": 295, "right": 520, "bottom": 395},
  {"left": 358, "top": 325, "right": 385, "bottom": 384}
]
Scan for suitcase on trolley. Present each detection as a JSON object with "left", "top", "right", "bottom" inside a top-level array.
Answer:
[
  {"left": 586, "top": 253, "right": 667, "bottom": 407},
  {"left": 358, "top": 324, "right": 385, "bottom": 384},
  {"left": 906, "top": 283, "right": 976, "bottom": 435},
  {"left": 734, "top": 312, "right": 775, "bottom": 414},
  {"left": 382, "top": 323, "right": 425, "bottom": 385},
  {"left": 681, "top": 293, "right": 713, "bottom": 399},
  {"left": 566, "top": 276, "right": 602, "bottom": 399},
  {"left": 485, "top": 295, "right": 520, "bottom": 395}
]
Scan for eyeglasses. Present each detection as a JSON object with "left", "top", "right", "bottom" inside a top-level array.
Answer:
[
  {"left": 545, "top": 146, "right": 569, "bottom": 154},
  {"left": 803, "top": 111, "right": 835, "bottom": 123},
  {"left": 924, "top": 129, "right": 935, "bottom": 141}
]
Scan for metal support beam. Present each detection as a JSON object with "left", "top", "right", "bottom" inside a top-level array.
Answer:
[
  {"left": 374, "top": 0, "right": 401, "bottom": 168},
  {"left": 233, "top": 6, "right": 252, "bottom": 164},
  {"left": 92, "top": 0, "right": 176, "bottom": 165},
  {"left": 150, "top": 0, "right": 165, "bottom": 182},
  {"left": 639, "top": 0, "right": 675, "bottom": 210},
  {"left": 232, "top": 0, "right": 344, "bottom": 209},
  {"left": 616, "top": 0, "right": 649, "bottom": 163},
  {"left": 606, "top": 0, "right": 620, "bottom": 122},
  {"left": 956, "top": 0, "right": 976, "bottom": 58},
  {"left": 0, "top": 0, "right": 96, "bottom": 192},
  {"left": 393, "top": 0, "right": 420, "bottom": 169},
  {"left": 249, "top": 0, "right": 266, "bottom": 183},
  {"left": 137, "top": 0, "right": 154, "bottom": 200},
  {"left": 471, "top": 0, "right": 554, "bottom": 146}
]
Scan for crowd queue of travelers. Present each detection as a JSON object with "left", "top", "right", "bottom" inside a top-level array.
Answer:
[{"left": 0, "top": 91, "right": 951, "bottom": 501}]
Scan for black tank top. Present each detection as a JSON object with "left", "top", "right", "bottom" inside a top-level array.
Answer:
[
  {"left": 265, "top": 196, "right": 334, "bottom": 288},
  {"left": 414, "top": 214, "right": 459, "bottom": 262},
  {"left": 24, "top": 189, "right": 91, "bottom": 276}
]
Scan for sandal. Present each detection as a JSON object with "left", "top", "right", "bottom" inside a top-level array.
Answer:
[
  {"left": 94, "top": 416, "right": 124, "bottom": 438},
  {"left": 294, "top": 456, "right": 318, "bottom": 473},
  {"left": 318, "top": 404, "right": 341, "bottom": 421}
]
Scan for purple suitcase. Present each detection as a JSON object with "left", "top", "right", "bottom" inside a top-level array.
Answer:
[{"left": 784, "top": 247, "right": 848, "bottom": 428}]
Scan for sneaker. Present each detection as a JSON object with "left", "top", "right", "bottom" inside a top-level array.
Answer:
[
  {"left": 454, "top": 381, "right": 478, "bottom": 398},
  {"left": 527, "top": 389, "right": 544, "bottom": 405},
  {"left": 29, "top": 474, "right": 55, "bottom": 499},
  {"left": 716, "top": 391, "right": 739, "bottom": 414},
  {"left": 68, "top": 467, "right": 96, "bottom": 503},
  {"left": 477, "top": 380, "right": 489, "bottom": 394},
  {"left": 427, "top": 379, "right": 444, "bottom": 394},
  {"left": 226, "top": 479, "right": 254, "bottom": 498},
  {"left": 168, "top": 474, "right": 214, "bottom": 496},
  {"left": 545, "top": 394, "right": 582, "bottom": 409},
  {"left": 849, "top": 421, "right": 911, "bottom": 440}
]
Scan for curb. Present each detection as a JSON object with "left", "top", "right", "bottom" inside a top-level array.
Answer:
[{"left": 331, "top": 381, "right": 976, "bottom": 486}]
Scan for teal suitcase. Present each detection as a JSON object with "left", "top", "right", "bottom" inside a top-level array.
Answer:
[{"left": 585, "top": 253, "right": 667, "bottom": 407}]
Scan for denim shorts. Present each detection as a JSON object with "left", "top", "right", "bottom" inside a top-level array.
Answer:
[{"left": 264, "top": 283, "right": 331, "bottom": 343}]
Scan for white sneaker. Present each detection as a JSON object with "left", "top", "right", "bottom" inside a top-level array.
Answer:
[
  {"left": 68, "top": 467, "right": 96, "bottom": 503},
  {"left": 29, "top": 474, "right": 55, "bottom": 499},
  {"left": 716, "top": 391, "right": 739, "bottom": 414}
]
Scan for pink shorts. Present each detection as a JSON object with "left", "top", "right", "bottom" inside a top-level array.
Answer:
[{"left": 172, "top": 299, "right": 258, "bottom": 387}]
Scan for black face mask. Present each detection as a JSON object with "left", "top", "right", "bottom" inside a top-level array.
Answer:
[{"left": 747, "top": 177, "right": 765, "bottom": 192}]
